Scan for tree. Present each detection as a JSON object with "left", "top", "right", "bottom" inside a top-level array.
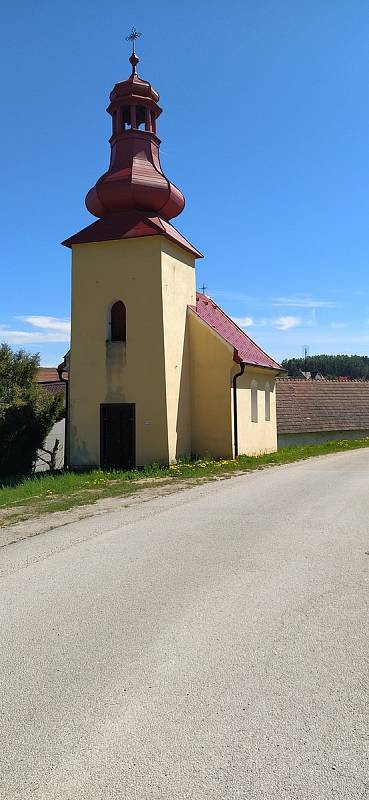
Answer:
[
  {"left": 0, "top": 344, "right": 64, "bottom": 477},
  {"left": 281, "top": 354, "right": 369, "bottom": 379}
]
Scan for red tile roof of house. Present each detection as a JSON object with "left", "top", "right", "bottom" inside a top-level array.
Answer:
[
  {"left": 277, "top": 379, "right": 369, "bottom": 433},
  {"left": 36, "top": 368, "right": 65, "bottom": 396},
  {"left": 36, "top": 368, "right": 61, "bottom": 383},
  {"left": 191, "top": 293, "right": 282, "bottom": 370}
]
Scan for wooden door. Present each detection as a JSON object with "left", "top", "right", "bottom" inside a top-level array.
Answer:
[{"left": 100, "top": 404, "right": 135, "bottom": 470}]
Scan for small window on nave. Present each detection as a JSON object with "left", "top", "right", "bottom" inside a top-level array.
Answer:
[
  {"left": 251, "top": 380, "right": 258, "bottom": 423},
  {"left": 265, "top": 382, "right": 271, "bottom": 422}
]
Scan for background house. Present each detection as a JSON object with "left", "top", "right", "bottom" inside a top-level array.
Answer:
[
  {"left": 276, "top": 379, "right": 369, "bottom": 447},
  {"left": 35, "top": 369, "right": 65, "bottom": 471}
]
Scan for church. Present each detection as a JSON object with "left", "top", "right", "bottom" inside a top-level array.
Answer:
[{"left": 61, "top": 35, "right": 282, "bottom": 469}]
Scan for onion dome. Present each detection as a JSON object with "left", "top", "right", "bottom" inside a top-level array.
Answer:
[{"left": 85, "top": 39, "right": 185, "bottom": 221}]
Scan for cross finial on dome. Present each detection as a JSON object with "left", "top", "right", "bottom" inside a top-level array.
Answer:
[
  {"left": 126, "top": 27, "right": 142, "bottom": 74},
  {"left": 126, "top": 26, "right": 142, "bottom": 54}
]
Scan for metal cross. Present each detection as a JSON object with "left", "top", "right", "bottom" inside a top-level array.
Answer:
[
  {"left": 126, "top": 27, "right": 142, "bottom": 54},
  {"left": 200, "top": 283, "right": 207, "bottom": 294}
]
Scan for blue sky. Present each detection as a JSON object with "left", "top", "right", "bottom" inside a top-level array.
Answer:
[{"left": 1, "top": 0, "right": 369, "bottom": 365}]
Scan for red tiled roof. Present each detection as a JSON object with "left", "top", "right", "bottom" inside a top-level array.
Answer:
[
  {"left": 191, "top": 293, "right": 282, "bottom": 370},
  {"left": 36, "top": 368, "right": 61, "bottom": 383},
  {"left": 36, "top": 368, "right": 65, "bottom": 396},
  {"left": 40, "top": 381, "right": 66, "bottom": 396},
  {"left": 62, "top": 212, "right": 203, "bottom": 259},
  {"left": 277, "top": 379, "right": 369, "bottom": 433}
]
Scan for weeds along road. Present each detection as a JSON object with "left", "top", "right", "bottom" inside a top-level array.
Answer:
[{"left": 1, "top": 449, "right": 369, "bottom": 799}]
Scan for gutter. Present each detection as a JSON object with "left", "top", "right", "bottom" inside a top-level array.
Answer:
[{"left": 232, "top": 360, "right": 245, "bottom": 459}]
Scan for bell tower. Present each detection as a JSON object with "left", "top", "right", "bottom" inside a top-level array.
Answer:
[{"left": 63, "top": 31, "right": 202, "bottom": 468}]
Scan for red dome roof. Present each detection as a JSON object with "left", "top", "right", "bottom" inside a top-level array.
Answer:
[
  {"left": 109, "top": 72, "right": 160, "bottom": 105},
  {"left": 85, "top": 53, "right": 185, "bottom": 221}
]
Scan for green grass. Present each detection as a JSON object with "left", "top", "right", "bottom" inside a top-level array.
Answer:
[{"left": 1, "top": 437, "right": 369, "bottom": 527}]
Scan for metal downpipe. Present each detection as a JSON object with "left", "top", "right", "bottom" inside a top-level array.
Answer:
[{"left": 232, "top": 363, "right": 245, "bottom": 459}]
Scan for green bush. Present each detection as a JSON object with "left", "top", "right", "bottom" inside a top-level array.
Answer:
[{"left": 0, "top": 344, "right": 64, "bottom": 477}]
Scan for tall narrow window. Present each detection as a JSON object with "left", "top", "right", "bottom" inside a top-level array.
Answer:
[
  {"left": 265, "top": 382, "right": 271, "bottom": 421},
  {"left": 251, "top": 380, "right": 258, "bottom": 423},
  {"left": 110, "top": 301, "right": 126, "bottom": 342}
]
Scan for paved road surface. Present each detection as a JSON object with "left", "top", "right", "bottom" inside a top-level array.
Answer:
[{"left": 1, "top": 450, "right": 369, "bottom": 799}]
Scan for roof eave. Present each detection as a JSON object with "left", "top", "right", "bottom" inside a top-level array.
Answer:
[
  {"left": 233, "top": 349, "right": 284, "bottom": 372},
  {"left": 61, "top": 214, "right": 203, "bottom": 259}
]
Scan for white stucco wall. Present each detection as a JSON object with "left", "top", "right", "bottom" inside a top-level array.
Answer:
[{"left": 35, "top": 419, "right": 65, "bottom": 472}]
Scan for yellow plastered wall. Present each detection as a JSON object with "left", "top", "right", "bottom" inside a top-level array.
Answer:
[
  {"left": 161, "top": 241, "right": 196, "bottom": 461},
  {"left": 189, "top": 311, "right": 234, "bottom": 458},
  {"left": 69, "top": 236, "right": 195, "bottom": 467},
  {"left": 235, "top": 367, "right": 278, "bottom": 455}
]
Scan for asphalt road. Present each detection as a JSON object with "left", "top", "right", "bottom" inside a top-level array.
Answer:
[{"left": 1, "top": 450, "right": 369, "bottom": 799}]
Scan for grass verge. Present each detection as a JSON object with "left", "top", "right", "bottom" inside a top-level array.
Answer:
[{"left": 1, "top": 437, "right": 369, "bottom": 527}]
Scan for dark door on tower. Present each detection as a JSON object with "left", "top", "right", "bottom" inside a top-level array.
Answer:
[{"left": 100, "top": 404, "right": 135, "bottom": 469}]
